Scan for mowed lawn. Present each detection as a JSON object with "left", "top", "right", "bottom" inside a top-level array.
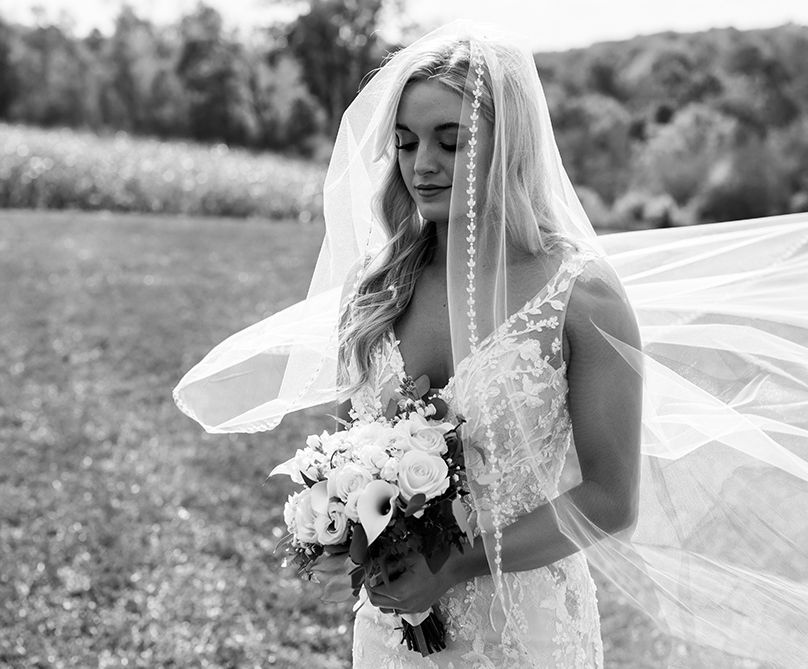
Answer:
[{"left": 1, "top": 210, "right": 684, "bottom": 668}]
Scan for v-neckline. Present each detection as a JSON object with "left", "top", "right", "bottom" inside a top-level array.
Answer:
[{"left": 390, "top": 254, "right": 576, "bottom": 390}]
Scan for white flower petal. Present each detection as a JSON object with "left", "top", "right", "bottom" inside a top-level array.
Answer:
[
  {"left": 310, "top": 480, "right": 329, "bottom": 516},
  {"left": 357, "top": 480, "right": 399, "bottom": 545}
]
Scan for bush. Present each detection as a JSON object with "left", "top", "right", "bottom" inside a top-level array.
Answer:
[
  {"left": 694, "top": 141, "right": 790, "bottom": 223},
  {"left": 0, "top": 124, "right": 327, "bottom": 220},
  {"left": 611, "top": 189, "right": 686, "bottom": 230},
  {"left": 632, "top": 104, "right": 737, "bottom": 205}
]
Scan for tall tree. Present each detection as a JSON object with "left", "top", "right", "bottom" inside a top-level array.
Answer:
[
  {"left": 176, "top": 4, "right": 257, "bottom": 145},
  {"left": 719, "top": 38, "right": 799, "bottom": 132},
  {"left": 553, "top": 94, "right": 633, "bottom": 203},
  {"left": 0, "top": 18, "right": 20, "bottom": 119},
  {"left": 12, "top": 22, "right": 96, "bottom": 127},
  {"left": 103, "top": 7, "right": 161, "bottom": 132},
  {"left": 279, "top": 0, "right": 389, "bottom": 137}
]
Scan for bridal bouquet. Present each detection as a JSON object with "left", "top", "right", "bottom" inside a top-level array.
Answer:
[{"left": 271, "top": 377, "right": 472, "bottom": 656}]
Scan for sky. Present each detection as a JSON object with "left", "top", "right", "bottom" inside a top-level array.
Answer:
[{"left": 1, "top": 0, "right": 807, "bottom": 51}]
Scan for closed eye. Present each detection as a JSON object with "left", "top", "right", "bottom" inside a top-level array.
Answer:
[{"left": 394, "top": 141, "right": 459, "bottom": 153}]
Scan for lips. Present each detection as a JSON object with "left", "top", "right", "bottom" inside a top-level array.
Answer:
[{"left": 414, "top": 184, "right": 449, "bottom": 196}]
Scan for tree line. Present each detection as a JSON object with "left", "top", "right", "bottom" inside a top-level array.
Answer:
[
  {"left": 1, "top": 4, "right": 806, "bottom": 224},
  {"left": 0, "top": 1, "right": 391, "bottom": 155},
  {"left": 536, "top": 24, "right": 808, "bottom": 225}
]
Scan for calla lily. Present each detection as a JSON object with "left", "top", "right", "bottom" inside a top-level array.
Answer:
[
  {"left": 310, "top": 480, "right": 330, "bottom": 516},
  {"left": 357, "top": 480, "right": 399, "bottom": 545},
  {"left": 269, "top": 456, "right": 297, "bottom": 478}
]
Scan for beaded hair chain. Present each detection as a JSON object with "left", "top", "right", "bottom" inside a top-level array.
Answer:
[
  {"left": 465, "top": 45, "right": 485, "bottom": 353},
  {"left": 465, "top": 41, "right": 507, "bottom": 609}
]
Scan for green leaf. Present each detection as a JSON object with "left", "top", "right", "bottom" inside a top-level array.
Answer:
[
  {"left": 445, "top": 427, "right": 465, "bottom": 462},
  {"left": 414, "top": 374, "right": 430, "bottom": 399},
  {"left": 350, "top": 564, "right": 366, "bottom": 593},
  {"left": 313, "top": 554, "right": 351, "bottom": 573},
  {"left": 430, "top": 396, "right": 448, "bottom": 420},
  {"left": 451, "top": 497, "right": 474, "bottom": 547},
  {"left": 380, "top": 557, "right": 391, "bottom": 587},
  {"left": 384, "top": 397, "right": 399, "bottom": 420},
  {"left": 323, "top": 542, "right": 349, "bottom": 556},
  {"left": 404, "top": 493, "right": 426, "bottom": 517},
  {"left": 349, "top": 524, "right": 368, "bottom": 565},
  {"left": 424, "top": 541, "right": 450, "bottom": 574},
  {"left": 321, "top": 573, "right": 355, "bottom": 603}
]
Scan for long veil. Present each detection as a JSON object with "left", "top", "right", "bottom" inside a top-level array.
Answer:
[
  {"left": 173, "top": 21, "right": 808, "bottom": 668},
  {"left": 589, "top": 216, "right": 808, "bottom": 664}
]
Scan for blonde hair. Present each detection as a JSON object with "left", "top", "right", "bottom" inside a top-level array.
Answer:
[{"left": 339, "top": 37, "right": 572, "bottom": 392}]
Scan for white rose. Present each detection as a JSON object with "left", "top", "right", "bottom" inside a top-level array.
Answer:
[
  {"left": 327, "top": 462, "right": 372, "bottom": 502},
  {"left": 393, "top": 415, "right": 452, "bottom": 456},
  {"left": 293, "top": 488, "right": 319, "bottom": 544},
  {"left": 314, "top": 499, "right": 350, "bottom": 545},
  {"left": 350, "top": 421, "right": 391, "bottom": 446},
  {"left": 396, "top": 450, "right": 449, "bottom": 503}
]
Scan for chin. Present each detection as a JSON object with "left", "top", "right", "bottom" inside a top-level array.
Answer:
[{"left": 417, "top": 205, "right": 450, "bottom": 226}]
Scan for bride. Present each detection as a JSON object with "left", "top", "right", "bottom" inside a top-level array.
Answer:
[
  {"left": 174, "top": 22, "right": 808, "bottom": 669},
  {"left": 338, "top": 31, "right": 639, "bottom": 668}
]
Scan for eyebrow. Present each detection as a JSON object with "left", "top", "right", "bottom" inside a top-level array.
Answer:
[{"left": 395, "top": 122, "right": 466, "bottom": 133}]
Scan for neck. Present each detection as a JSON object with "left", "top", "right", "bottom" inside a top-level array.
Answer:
[{"left": 431, "top": 221, "right": 449, "bottom": 268}]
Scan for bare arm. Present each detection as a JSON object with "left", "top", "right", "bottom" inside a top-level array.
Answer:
[{"left": 453, "top": 265, "right": 642, "bottom": 580}]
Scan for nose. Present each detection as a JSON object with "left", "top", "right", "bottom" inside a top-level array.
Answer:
[{"left": 414, "top": 143, "right": 439, "bottom": 175}]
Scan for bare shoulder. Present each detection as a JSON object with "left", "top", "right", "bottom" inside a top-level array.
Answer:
[{"left": 565, "top": 255, "right": 641, "bottom": 355}]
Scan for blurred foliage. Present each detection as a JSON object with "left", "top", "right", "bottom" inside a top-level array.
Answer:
[
  {"left": 278, "top": 0, "right": 392, "bottom": 138},
  {"left": 538, "top": 24, "right": 808, "bottom": 227},
  {"left": 0, "top": 123, "right": 326, "bottom": 220},
  {"left": 0, "top": 1, "right": 398, "bottom": 156},
  {"left": 0, "top": 6, "right": 807, "bottom": 225}
]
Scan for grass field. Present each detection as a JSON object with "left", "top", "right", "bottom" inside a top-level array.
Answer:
[{"left": 1, "top": 210, "right": 701, "bottom": 668}]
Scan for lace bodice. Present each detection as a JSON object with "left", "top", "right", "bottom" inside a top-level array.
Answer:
[{"left": 350, "top": 251, "right": 604, "bottom": 668}]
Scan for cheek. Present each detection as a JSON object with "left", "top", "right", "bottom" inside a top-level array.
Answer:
[
  {"left": 443, "top": 154, "right": 455, "bottom": 181},
  {"left": 397, "top": 153, "right": 413, "bottom": 176},
  {"left": 397, "top": 157, "right": 416, "bottom": 194}
]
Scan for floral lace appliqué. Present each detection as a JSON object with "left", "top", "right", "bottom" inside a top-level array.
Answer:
[{"left": 350, "top": 251, "right": 604, "bottom": 668}]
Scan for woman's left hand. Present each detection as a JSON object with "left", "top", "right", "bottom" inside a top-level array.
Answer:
[{"left": 365, "top": 551, "right": 460, "bottom": 615}]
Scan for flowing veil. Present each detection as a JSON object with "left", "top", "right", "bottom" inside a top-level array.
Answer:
[
  {"left": 596, "top": 216, "right": 808, "bottom": 664},
  {"left": 174, "top": 22, "right": 808, "bottom": 668}
]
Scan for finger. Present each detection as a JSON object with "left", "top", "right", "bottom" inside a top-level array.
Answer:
[
  {"left": 367, "top": 582, "right": 405, "bottom": 604},
  {"left": 366, "top": 588, "right": 400, "bottom": 609}
]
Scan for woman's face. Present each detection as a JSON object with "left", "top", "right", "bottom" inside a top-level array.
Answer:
[{"left": 395, "top": 79, "right": 490, "bottom": 226}]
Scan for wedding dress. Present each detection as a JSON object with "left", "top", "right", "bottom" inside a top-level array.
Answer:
[{"left": 351, "top": 250, "right": 604, "bottom": 669}]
